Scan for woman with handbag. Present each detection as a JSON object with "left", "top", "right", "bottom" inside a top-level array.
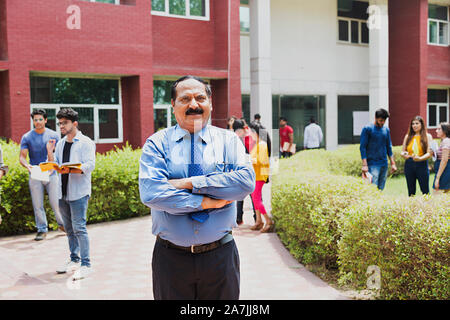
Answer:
[{"left": 248, "top": 123, "right": 273, "bottom": 233}]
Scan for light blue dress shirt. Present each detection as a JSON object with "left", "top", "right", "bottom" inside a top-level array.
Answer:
[
  {"left": 139, "top": 124, "right": 256, "bottom": 247},
  {"left": 54, "top": 131, "right": 96, "bottom": 201}
]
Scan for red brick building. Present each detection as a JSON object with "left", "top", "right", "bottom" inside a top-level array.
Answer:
[{"left": 0, "top": 0, "right": 241, "bottom": 152}]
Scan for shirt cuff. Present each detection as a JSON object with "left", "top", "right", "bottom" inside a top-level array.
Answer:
[
  {"left": 191, "top": 175, "right": 208, "bottom": 194},
  {"left": 173, "top": 194, "right": 204, "bottom": 211}
]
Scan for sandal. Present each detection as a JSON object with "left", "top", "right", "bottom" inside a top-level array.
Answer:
[
  {"left": 250, "top": 222, "right": 264, "bottom": 231},
  {"left": 260, "top": 223, "right": 274, "bottom": 233}
]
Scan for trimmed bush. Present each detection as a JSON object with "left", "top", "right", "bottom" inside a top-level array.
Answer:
[
  {"left": 272, "top": 147, "right": 449, "bottom": 299},
  {"left": 0, "top": 140, "right": 149, "bottom": 236},
  {"left": 272, "top": 150, "right": 381, "bottom": 267},
  {"left": 326, "top": 144, "right": 435, "bottom": 177},
  {"left": 338, "top": 196, "right": 450, "bottom": 300}
]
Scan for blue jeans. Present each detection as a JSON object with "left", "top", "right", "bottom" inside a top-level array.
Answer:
[
  {"left": 368, "top": 165, "right": 388, "bottom": 190},
  {"left": 59, "top": 195, "right": 90, "bottom": 267},
  {"left": 29, "top": 173, "right": 63, "bottom": 233}
]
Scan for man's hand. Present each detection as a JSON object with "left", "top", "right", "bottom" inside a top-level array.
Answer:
[
  {"left": 362, "top": 165, "right": 369, "bottom": 173},
  {"left": 168, "top": 178, "right": 193, "bottom": 190},
  {"left": 390, "top": 163, "right": 397, "bottom": 174},
  {"left": 201, "top": 197, "right": 232, "bottom": 210},
  {"left": 47, "top": 139, "right": 56, "bottom": 154}
]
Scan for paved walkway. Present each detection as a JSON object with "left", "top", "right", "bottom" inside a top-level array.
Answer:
[{"left": 0, "top": 194, "right": 348, "bottom": 300}]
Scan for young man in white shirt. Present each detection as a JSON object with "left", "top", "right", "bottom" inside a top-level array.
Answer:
[{"left": 303, "top": 117, "right": 323, "bottom": 150}]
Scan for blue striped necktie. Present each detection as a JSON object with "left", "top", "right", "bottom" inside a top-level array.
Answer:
[{"left": 188, "top": 133, "right": 209, "bottom": 223}]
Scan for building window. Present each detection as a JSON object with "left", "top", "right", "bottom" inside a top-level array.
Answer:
[
  {"left": 240, "top": 0, "right": 250, "bottom": 34},
  {"left": 30, "top": 77, "right": 122, "bottom": 143},
  {"left": 337, "top": 0, "right": 369, "bottom": 45},
  {"left": 337, "top": 95, "right": 369, "bottom": 144},
  {"left": 80, "top": 0, "right": 121, "bottom": 4},
  {"left": 427, "top": 89, "right": 449, "bottom": 128},
  {"left": 428, "top": 4, "right": 449, "bottom": 46},
  {"left": 151, "top": 0, "right": 210, "bottom": 21}
]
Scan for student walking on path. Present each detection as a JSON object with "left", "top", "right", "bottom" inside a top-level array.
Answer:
[
  {"left": 360, "top": 108, "right": 397, "bottom": 190},
  {"left": 46, "top": 108, "right": 96, "bottom": 281},
  {"left": 400, "top": 116, "right": 433, "bottom": 196},
  {"left": 248, "top": 122, "right": 273, "bottom": 233},
  {"left": 19, "top": 109, "right": 64, "bottom": 241},
  {"left": 433, "top": 122, "right": 450, "bottom": 194}
]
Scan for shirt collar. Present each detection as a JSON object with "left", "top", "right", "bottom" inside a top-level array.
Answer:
[{"left": 171, "top": 124, "right": 211, "bottom": 144}]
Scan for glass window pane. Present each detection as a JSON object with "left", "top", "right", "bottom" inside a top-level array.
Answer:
[
  {"left": 30, "top": 77, "right": 119, "bottom": 104},
  {"left": 190, "top": 0, "right": 205, "bottom": 17},
  {"left": 338, "top": 0, "right": 369, "bottom": 20},
  {"left": 30, "top": 77, "right": 51, "bottom": 103},
  {"left": 361, "top": 21, "right": 369, "bottom": 43},
  {"left": 338, "top": 20, "right": 349, "bottom": 41},
  {"left": 96, "top": 0, "right": 116, "bottom": 3},
  {"left": 241, "top": 94, "right": 250, "bottom": 125},
  {"left": 240, "top": 6, "right": 250, "bottom": 33},
  {"left": 152, "top": 0, "right": 165, "bottom": 11},
  {"left": 153, "top": 80, "right": 174, "bottom": 104},
  {"left": 169, "top": 0, "right": 186, "bottom": 15},
  {"left": 279, "top": 95, "right": 325, "bottom": 150},
  {"left": 428, "top": 105, "right": 437, "bottom": 127},
  {"left": 439, "top": 106, "right": 448, "bottom": 123},
  {"left": 71, "top": 107, "right": 94, "bottom": 140},
  {"left": 439, "top": 22, "right": 449, "bottom": 45},
  {"left": 428, "top": 89, "right": 448, "bottom": 103},
  {"left": 154, "top": 109, "right": 168, "bottom": 132},
  {"left": 338, "top": 95, "right": 369, "bottom": 144},
  {"left": 351, "top": 20, "right": 359, "bottom": 43},
  {"left": 429, "top": 20, "right": 438, "bottom": 43},
  {"left": 429, "top": 4, "right": 448, "bottom": 21},
  {"left": 99, "top": 109, "right": 119, "bottom": 139}
]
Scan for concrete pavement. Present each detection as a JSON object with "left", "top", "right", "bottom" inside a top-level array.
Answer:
[{"left": 0, "top": 195, "right": 348, "bottom": 300}]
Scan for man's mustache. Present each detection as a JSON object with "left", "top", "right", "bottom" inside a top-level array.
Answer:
[{"left": 185, "top": 108, "right": 204, "bottom": 115}]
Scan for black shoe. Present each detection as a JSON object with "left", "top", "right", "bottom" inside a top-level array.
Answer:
[{"left": 35, "top": 232, "right": 47, "bottom": 241}]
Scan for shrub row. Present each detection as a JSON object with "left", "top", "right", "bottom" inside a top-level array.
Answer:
[
  {"left": 326, "top": 144, "right": 436, "bottom": 177},
  {"left": 0, "top": 140, "right": 149, "bottom": 236},
  {"left": 272, "top": 149, "right": 449, "bottom": 299}
]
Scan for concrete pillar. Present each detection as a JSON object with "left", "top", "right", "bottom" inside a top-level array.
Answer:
[
  {"left": 326, "top": 92, "right": 338, "bottom": 150},
  {"left": 249, "top": 0, "right": 272, "bottom": 132},
  {"left": 368, "top": 0, "right": 389, "bottom": 119}
]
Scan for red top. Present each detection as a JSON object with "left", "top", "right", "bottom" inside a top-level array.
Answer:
[{"left": 279, "top": 125, "right": 294, "bottom": 146}]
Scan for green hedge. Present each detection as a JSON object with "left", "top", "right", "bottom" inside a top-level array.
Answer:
[
  {"left": 338, "top": 195, "right": 450, "bottom": 300},
  {"left": 326, "top": 144, "right": 436, "bottom": 177},
  {"left": 0, "top": 140, "right": 149, "bottom": 236},
  {"left": 272, "top": 147, "right": 449, "bottom": 300}
]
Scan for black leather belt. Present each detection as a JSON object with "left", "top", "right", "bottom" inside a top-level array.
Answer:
[{"left": 156, "top": 232, "right": 233, "bottom": 254}]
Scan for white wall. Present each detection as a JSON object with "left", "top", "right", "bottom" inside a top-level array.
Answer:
[{"left": 240, "top": 0, "right": 370, "bottom": 149}]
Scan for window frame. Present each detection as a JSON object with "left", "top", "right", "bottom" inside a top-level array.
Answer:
[
  {"left": 30, "top": 81, "right": 123, "bottom": 144},
  {"left": 337, "top": 17, "right": 369, "bottom": 46},
  {"left": 427, "top": 5, "right": 449, "bottom": 46},
  {"left": 151, "top": 0, "right": 210, "bottom": 21},
  {"left": 427, "top": 89, "right": 449, "bottom": 129}
]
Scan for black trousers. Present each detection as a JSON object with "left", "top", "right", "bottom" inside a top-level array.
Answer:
[
  {"left": 152, "top": 239, "right": 240, "bottom": 300},
  {"left": 404, "top": 158, "right": 429, "bottom": 196}
]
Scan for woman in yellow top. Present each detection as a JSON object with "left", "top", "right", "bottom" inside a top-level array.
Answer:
[
  {"left": 248, "top": 123, "right": 273, "bottom": 233},
  {"left": 400, "top": 116, "right": 433, "bottom": 196}
]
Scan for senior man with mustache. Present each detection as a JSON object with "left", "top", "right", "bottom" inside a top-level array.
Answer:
[{"left": 139, "top": 75, "right": 255, "bottom": 300}]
